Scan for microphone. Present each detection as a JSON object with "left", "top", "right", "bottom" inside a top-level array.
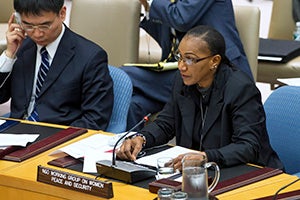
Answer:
[
  {"left": 112, "top": 113, "right": 151, "bottom": 166},
  {"left": 272, "top": 178, "right": 300, "bottom": 200},
  {"left": 96, "top": 113, "right": 157, "bottom": 183}
]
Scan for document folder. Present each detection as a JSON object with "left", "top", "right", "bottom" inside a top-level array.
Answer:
[
  {"left": 0, "top": 120, "right": 87, "bottom": 162},
  {"left": 123, "top": 62, "right": 178, "bottom": 72},
  {"left": 258, "top": 38, "right": 300, "bottom": 63}
]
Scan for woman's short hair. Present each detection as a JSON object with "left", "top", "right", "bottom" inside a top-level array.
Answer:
[{"left": 184, "top": 25, "right": 230, "bottom": 64}]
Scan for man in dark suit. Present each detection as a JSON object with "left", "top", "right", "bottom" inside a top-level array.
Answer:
[
  {"left": 0, "top": 0, "right": 114, "bottom": 130},
  {"left": 122, "top": 0, "right": 253, "bottom": 130}
]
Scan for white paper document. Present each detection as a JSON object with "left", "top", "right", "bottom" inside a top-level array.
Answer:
[
  {"left": 50, "top": 134, "right": 197, "bottom": 174},
  {"left": 0, "top": 119, "right": 6, "bottom": 126},
  {"left": 50, "top": 132, "right": 139, "bottom": 173},
  {"left": 0, "top": 133, "right": 40, "bottom": 147},
  {"left": 277, "top": 78, "right": 300, "bottom": 86},
  {"left": 135, "top": 146, "right": 197, "bottom": 167},
  {"left": 50, "top": 134, "right": 117, "bottom": 173}
]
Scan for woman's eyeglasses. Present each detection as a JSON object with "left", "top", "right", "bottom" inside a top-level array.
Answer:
[{"left": 174, "top": 54, "right": 213, "bottom": 66}]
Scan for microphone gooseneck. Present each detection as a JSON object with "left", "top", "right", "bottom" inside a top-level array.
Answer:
[
  {"left": 112, "top": 113, "right": 151, "bottom": 166},
  {"left": 273, "top": 178, "right": 300, "bottom": 200}
]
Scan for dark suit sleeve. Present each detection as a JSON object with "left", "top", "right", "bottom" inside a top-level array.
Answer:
[
  {"left": 150, "top": 0, "right": 215, "bottom": 32},
  {"left": 0, "top": 72, "right": 11, "bottom": 104}
]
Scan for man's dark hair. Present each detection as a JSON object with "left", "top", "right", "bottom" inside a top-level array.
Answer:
[{"left": 14, "top": 0, "right": 64, "bottom": 16}]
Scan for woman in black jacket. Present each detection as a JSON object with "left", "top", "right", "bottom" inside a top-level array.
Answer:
[{"left": 117, "top": 25, "right": 284, "bottom": 171}]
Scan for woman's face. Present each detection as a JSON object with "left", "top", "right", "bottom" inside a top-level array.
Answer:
[{"left": 177, "top": 36, "right": 219, "bottom": 88}]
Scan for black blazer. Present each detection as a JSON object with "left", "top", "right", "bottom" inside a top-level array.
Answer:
[
  {"left": 0, "top": 26, "right": 114, "bottom": 130},
  {"left": 141, "top": 66, "right": 284, "bottom": 170}
]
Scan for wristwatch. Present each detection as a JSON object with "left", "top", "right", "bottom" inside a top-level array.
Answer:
[{"left": 131, "top": 133, "right": 146, "bottom": 147}]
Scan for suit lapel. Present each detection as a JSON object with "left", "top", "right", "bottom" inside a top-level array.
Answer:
[
  {"left": 22, "top": 44, "right": 37, "bottom": 104},
  {"left": 177, "top": 92, "right": 196, "bottom": 147},
  {"left": 201, "top": 67, "right": 227, "bottom": 138},
  {"left": 201, "top": 88, "right": 223, "bottom": 138},
  {"left": 177, "top": 84, "right": 224, "bottom": 145},
  {"left": 37, "top": 28, "right": 75, "bottom": 98}
]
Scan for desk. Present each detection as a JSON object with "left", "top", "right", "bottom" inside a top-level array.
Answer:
[
  {"left": 0, "top": 120, "right": 70, "bottom": 172},
  {"left": 0, "top": 121, "right": 299, "bottom": 200},
  {"left": 0, "top": 120, "right": 156, "bottom": 200}
]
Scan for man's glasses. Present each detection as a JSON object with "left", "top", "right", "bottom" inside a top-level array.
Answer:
[
  {"left": 21, "top": 23, "right": 52, "bottom": 32},
  {"left": 21, "top": 16, "right": 57, "bottom": 32},
  {"left": 174, "top": 53, "right": 213, "bottom": 66}
]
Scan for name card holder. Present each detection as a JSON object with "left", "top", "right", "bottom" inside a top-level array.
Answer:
[{"left": 37, "top": 165, "right": 113, "bottom": 199}]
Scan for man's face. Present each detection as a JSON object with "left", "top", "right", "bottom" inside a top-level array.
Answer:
[{"left": 20, "top": 6, "right": 66, "bottom": 46}]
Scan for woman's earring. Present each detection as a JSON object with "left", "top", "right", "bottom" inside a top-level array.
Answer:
[{"left": 210, "top": 65, "right": 217, "bottom": 71}]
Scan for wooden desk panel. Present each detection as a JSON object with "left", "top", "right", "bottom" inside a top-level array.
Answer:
[
  {"left": 0, "top": 120, "right": 65, "bottom": 171},
  {"left": 217, "top": 173, "right": 300, "bottom": 200},
  {"left": 0, "top": 120, "right": 77, "bottom": 172}
]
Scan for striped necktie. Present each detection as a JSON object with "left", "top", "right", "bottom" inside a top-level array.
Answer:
[{"left": 28, "top": 47, "right": 50, "bottom": 121}]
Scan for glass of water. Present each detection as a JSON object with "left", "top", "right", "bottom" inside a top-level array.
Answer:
[
  {"left": 157, "top": 187, "right": 174, "bottom": 200},
  {"left": 171, "top": 191, "right": 188, "bottom": 200},
  {"left": 157, "top": 157, "right": 175, "bottom": 179},
  {"left": 181, "top": 153, "right": 220, "bottom": 200}
]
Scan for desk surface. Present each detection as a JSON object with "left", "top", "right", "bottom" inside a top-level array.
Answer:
[
  {"left": 0, "top": 120, "right": 156, "bottom": 200},
  {"left": 0, "top": 121, "right": 299, "bottom": 200}
]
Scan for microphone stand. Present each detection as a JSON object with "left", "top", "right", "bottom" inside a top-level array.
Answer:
[
  {"left": 96, "top": 113, "right": 157, "bottom": 183},
  {"left": 273, "top": 178, "right": 300, "bottom": 200},
  {"left": 112, "top": 113, "right": 151, "bottom": 166}
]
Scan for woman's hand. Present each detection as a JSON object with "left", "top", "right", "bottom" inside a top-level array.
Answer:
[
  {"left": 116, "top": 136, "right": 144, "bottom": 161},
  {"left": 173, "top": 152, "right": 207, "bottom": 171}
]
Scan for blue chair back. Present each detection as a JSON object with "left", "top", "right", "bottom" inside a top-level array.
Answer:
[
  {"left": 264, "top": 86, "right": 300, "bottom": 174},
  {"left": 106, "top": 66, "right": 132, "bottom": 133}
]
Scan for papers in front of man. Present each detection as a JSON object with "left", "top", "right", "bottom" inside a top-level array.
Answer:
[
  {"left": 0, "top": 119, "right": 6, "bottom": 126},
  {"left": 0, "top": 133, "right": 40, "bottom": 149}
]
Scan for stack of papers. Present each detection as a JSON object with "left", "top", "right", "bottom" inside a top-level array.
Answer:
[
  {"left": 0, "top": 134, "right": 39, "bottom": 150},
  {"left": 135, "top": 146, "right": 197, "bottom": 167},
  {"left": 0, "top": 119, "right": 40, "bottom": 150},
  {"left": 51, "top": 133, "right": 197, "bottom": 175}
]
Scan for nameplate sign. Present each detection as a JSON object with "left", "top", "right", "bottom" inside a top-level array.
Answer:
[{"left": 37, "top": 165, "right": 113, "bottom": 198}]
